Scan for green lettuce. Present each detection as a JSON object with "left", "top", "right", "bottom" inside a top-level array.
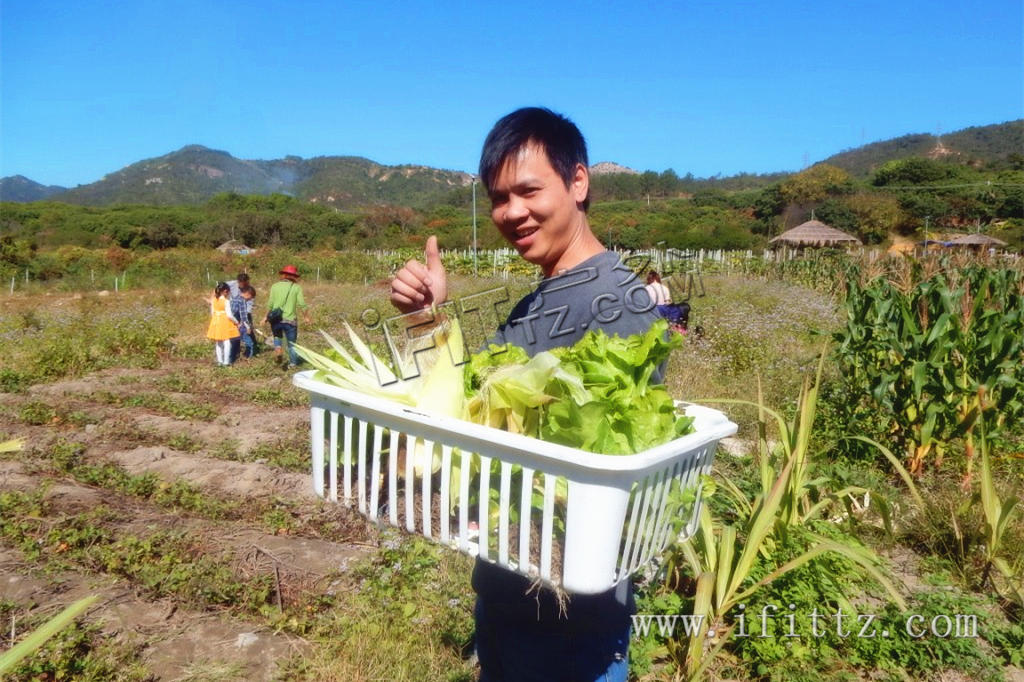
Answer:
[{"left": 469, "top": 319, "right": 694, "bottom": 455}]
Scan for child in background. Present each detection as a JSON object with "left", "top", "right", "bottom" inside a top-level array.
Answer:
[
  {"left": 206, "top": 282, "right": 240, "bottom": 366},
  {"left": 234, "top": 286, "right": 257, "bottom": 359},
  {"left": 645, "top": 270, "right": 672, "bottom": 308}
]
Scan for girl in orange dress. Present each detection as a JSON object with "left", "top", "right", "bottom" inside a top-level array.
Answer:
[{"left": 207, "top": 282, "right": 240, "bottom": 366}]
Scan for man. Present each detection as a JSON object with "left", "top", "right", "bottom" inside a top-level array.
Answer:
[
  {"left": 391, "top": 107, "right": 658, "bottom": 682},
  {"left": 226, "top": 272, "right": 250, "bottom": 300},
  {"left": 264, "top": 264, "right": 309, "bottom": 367}
]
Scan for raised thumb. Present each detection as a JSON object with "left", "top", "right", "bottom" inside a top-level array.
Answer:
[{"left": 425, "top": 235, "right": 443, "bottom": 272}]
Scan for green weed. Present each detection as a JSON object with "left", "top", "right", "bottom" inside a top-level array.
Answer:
[
  {"left": 207, "top": 438, "right": 241, "bottom": 461},
  {"left": 66, "top": 410, "right": 100, "bottom": 426},
  {"left": 46, "top": 440, "right": 238, "bottom": 518},
  {"left": 843, "top": 590, "right": 1005, "bottom": 681},
  {"left": 0, "top": 489, "right": 271, "bottom": 612},
  {"left": 17, "top": 401, "right": 55, "bottom": 425},
  {"left": 91, "top": 390, "right": 220, "bottom": 420},
  {"left": 168, "top": 433, "right": 202, "bottom": 452},
  {"left": 276, "top": 533, "right": 476, "bottom": 681},
  {"left": 248, "top": 386, "right": 306, "bottom": 407},
  {"left": 248, "top": 437, "right": 308, "bottom": 472},
  {"left": 0, "top": 368, "right": 34, "bottom": 393}
]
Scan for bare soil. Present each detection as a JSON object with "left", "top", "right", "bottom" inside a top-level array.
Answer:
[{"left": 0, "top": 358, "right": 377, "bottom": 680}]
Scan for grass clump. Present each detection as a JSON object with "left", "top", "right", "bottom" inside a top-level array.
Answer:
[
  {"left": 47, "top": 440, "right": 239, "bottom": 519},
  {"left": 0, "top": 490, "right": 272, "bottom": 611},
  {"left": 90, "top": 390, "right": 220, "bottom": 420},
  {"left": 277, "top": 533, "right": 476, "bottom": 682}
]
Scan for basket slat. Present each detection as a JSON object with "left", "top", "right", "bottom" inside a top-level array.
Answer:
[
  {"left": 343, "top": 416, "right": 353, "bottom": 503},
  {"left": 404, "top": 433, "right": 416, "bottom": 532},
  {"left": 498, "top": 462, "right": 512, "bottom": 565},
  {"left": 440, "top": 445, "right": 453, "bottom": 544},
  {"left": 421, "top": 439, "right": 433, "bottom": 537},
  {"left": 458, "top": 449, "right": 472, "bottom": 553},
  {"left": 518, "top": 467, "right": 534, "bottom": 571},
  {"left": 540, "top": 474, "right": 556, "bottom": 581},
  {"left": 357, "top": 420, "right": 368, "bottom": 514},
  {"left": 478, "top": 455, "right": 492, "bottom": 560},
  {"left": 311, "top": 406, "right": 325, "bottom": 496},
  {"left": 329, "top": 412, "right": 339, "bottom": 502}
]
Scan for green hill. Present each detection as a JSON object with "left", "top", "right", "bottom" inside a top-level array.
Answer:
[
  {"left": 2, "top": 119, "right": 1020, "bottom": 209},
  {"left": 0, "top": 175, "right": 67, "bottom": 202},
  {"left": 821, "top": 120, "right": 1023, "bottom": 177},
  {"left": 296, "top": 157, "right": 472, "bottom": 207},
  {"left": 47, "top": 145, "right": 473, "bottom": 208}
]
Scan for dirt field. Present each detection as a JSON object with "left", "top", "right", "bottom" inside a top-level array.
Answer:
[
  {"left": 4, "top": 279, "right": 1022, "bottom": 681},
  {"left": 0, "top": 355, "right": 401, "bottom": 679}
]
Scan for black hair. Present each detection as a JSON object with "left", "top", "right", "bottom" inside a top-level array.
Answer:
[
  {"left": 478, "top": 107, "right": 590, "bottom": 211},
  {"left": 237, "top": 273, "right": 250, "bottom": 283},
  {"left": 215, "top": 281, "right": 230, "bottom": 296}
]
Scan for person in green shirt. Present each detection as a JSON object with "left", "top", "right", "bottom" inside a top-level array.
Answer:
[{"left": 263, "top": 264, "right": 309, "bottom": 367}]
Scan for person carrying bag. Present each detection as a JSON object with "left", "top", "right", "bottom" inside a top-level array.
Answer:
[{"left": 264, "top": 265, "right": 309, "bottom": 367}]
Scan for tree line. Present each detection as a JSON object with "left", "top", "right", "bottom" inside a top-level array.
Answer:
[{"left": 2, "top": 155, "right": 1021, "bottom": 263}]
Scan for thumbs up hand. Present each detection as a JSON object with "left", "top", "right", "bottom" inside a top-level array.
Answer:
[{"left": 390, "top": 235, "right": 449, "bottom": 314}]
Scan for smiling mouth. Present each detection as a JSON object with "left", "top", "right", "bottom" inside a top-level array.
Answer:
[{"left": 515, "top": 227, "right": 539, "bottom": 238}]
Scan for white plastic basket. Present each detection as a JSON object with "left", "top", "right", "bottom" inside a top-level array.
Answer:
[{"left": 293, "top": 370, "right": 736, "bottom": 594}]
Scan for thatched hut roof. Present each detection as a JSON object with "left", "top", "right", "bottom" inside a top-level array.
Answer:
[
  {"left": 216, "top": 239, "right": 253, "bottom": 255},
  {"left": 948, "top": 233, "right": 1007, "bottom": 247},
  {"left": 769, "top": 220, "right": 862, "bottom": 247}
]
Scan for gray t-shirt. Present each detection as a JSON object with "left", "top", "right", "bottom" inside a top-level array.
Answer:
[
  {"left": 489, "top": 250, "right": 659, "bottom": 355},
  {"left": 473, "top": 249, "right": 660, "bottom": 631}
]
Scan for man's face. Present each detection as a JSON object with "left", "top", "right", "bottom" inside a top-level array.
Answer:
[{"left": 488, "top": 143, "right": 589, "bottom": 277}]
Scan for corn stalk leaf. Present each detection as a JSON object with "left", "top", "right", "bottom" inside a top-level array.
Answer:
[
  {"left": 847, "top": 436, "right": 925, "bottom": 509},
  {"left": 725, "top": 453, "right": 796, "bottom": 599},
  {"left": 685, "top": 571, "right": 715, "bottom": 678},
  {"left": 804, "top": 485, "right": 869, "bottom": 521},
  {"left": 0, "top": 595, "right": 98, "bottom": 674},
  {"left": 715, "top": 526, "right": 736, "bottom": 612}
]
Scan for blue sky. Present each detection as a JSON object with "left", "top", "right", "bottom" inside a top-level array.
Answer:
[{"left": 2, "top": 0, "right": 1021, "bottom": 188}]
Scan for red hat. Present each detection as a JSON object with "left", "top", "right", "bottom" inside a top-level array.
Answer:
[{"left": 279, "top": 265, "right": 300, "bottom": 277}]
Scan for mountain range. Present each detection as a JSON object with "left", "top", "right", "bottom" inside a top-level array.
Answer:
[{"left": 2, "top": 120, "right": 1019, "bottom": 207}]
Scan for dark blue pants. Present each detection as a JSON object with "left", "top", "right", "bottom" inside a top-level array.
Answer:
[
  {"left": 474, "top": 599, "right": 629, "bottom": 682},
  {"left": 271, "top": 322, "right": 299, "bottom": 365}
]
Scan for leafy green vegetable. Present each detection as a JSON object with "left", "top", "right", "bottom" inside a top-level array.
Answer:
[
  {"left": 468, "top": 318, "right": 695, "bottom": 454},
  {"left": 541, "top": 318, "right": 694, "bottom": 454}
]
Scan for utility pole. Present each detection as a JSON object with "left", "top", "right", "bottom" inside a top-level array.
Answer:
[{"left": 472, "top": 178, "right": 478, "bottom": 276}]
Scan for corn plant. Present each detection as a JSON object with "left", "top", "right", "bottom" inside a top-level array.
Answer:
[
  {"left": 705, "top": 347, "right": 870, "bottom": 532},
  {"left": 657, "top": 356, "right": 907, "bottom": 680},
  {"left": 976, "top": 425, "right": 1022, "bottom": 606},
  {"left": 832, "top": 259, "right": 1024, "bottom": 476},
  {"left": 851, "top": 429, "right": 1022, "bottom": 608}
]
